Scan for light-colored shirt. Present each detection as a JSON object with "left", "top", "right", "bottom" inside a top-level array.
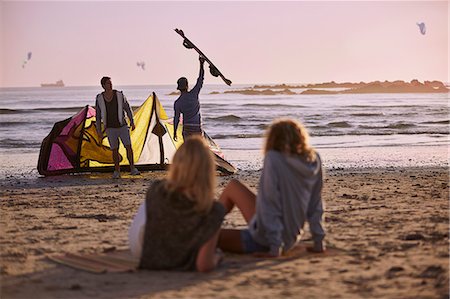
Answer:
[
  {"left": 249, "top": 150, "right": 325, "bottom": 255},
  {"left": 128, "top": 201, "right": 146, "bottom": 259}
]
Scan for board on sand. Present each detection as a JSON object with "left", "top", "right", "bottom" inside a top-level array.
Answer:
[{"left": 175, "top": 28, "right": 232, "bottom": 86}]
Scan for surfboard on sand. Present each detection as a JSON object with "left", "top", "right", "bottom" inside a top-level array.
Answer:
[{"left": 175, "top": 28, "right": 232, "bottom": 86}]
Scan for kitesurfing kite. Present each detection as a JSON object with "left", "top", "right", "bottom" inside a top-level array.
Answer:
[
  {"left": 137, "top": 61, "right": 146, "bottom": 71},
  {"left": 175, "top": 29, "right": 232, "bottom": 86},
  {"left": 22, "top": 51, "right": 32, "bottom": 68},
  {"left": 416, "top": 22, "right": 426, "bottom": 35},
  {"left": 37, "top": 92, "right": 236, "bottom": 176}
]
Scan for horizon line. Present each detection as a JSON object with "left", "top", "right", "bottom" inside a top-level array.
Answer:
[{"left": 2, "top": 79, "right": 450, "bottom": 89}]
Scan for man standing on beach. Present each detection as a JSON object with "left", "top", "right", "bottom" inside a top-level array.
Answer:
[
  {"left": 173, "top": 55, "right": 205, "bottom": 141},
  {"left": 95, "top": 76, "right": 140, "bottom": 179}
]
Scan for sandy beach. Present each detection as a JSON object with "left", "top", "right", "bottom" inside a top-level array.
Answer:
[
  {"left": 1, "top": 165, "right": 448, "bottom": 299},
  {"left": 2, "top": 0, "right": 449, "bottom": 298}
]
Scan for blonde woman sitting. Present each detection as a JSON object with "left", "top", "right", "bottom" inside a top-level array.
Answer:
[
  {"left": 218, "top": 119, "right": 325, "bottom": 257},
  {"left": 128, "top": 136, "right": 224, "bottom": 272}
]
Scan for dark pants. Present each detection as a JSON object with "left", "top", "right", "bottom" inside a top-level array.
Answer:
[
  {"left": 182, "top": 130, "right": 203, "bottom": 141},
  {"left": 182, "top": 124, "right": 203, "bottom": 140}
]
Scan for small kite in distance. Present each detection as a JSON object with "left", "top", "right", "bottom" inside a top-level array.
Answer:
[
  {"left": 22, "top": 51, "right": 32, "bottom": 68},
  {"left": 416, "top": 22, "right": 426, "bottom": 35},
  {"left": 136, "top": 61, "right": 146, "bottom": 71}
]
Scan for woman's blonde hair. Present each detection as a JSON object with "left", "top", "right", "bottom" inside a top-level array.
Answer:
[
  {"left": 167, "top": 136, "right": 216, "bottom": 213},
  {"left": 264, "top": 119, "right": 317, "bottom": 162}
]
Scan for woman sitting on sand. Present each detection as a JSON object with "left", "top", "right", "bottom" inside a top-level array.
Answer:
[
  {"left": 128, "top": 136, "right": 225, "bottom": 272},
  {"left": 218, "top": 119, "right": 325, "bottom": 257}
]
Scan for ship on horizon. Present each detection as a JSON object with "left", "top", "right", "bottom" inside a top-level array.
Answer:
[{"left": 41, "top": 80, "right": 65, "bottom": 88}]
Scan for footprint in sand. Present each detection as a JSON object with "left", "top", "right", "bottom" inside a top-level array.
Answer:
[{"left": 419, "top": 265, "right": 444, "bottom": 279}]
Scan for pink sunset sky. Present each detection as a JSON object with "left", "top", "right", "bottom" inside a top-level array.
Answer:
[{"left": 0, "top": 1, "right": 448, "bottom": 87}]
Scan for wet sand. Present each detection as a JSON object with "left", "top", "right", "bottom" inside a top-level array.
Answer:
[{"left": 1, "top": 166, "right": 449, "bottom": 298}]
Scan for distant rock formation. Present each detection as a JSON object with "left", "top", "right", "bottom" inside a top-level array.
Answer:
[
  {"left": 253, "top": 81, "right": 365, "bottom": 89},
  {"left": 300, "top": 80, "right": 449, "bottom": 95},
  {"left": 203, "top": 80, "right": 449, "bottom": 96},
  {"left": 343, "top": 80, "right": 448, "bottom": 94},
  {"left": 253, "top": 83, "right": 303, "bottom": 89},
  {"left": 301, "top": 89, "right": 339, "bottom": 95},
  {"left": 303, "top": 81, "right": 365, "bottom": 89},
  {"left": 253, "top": 80, "right": 449, "bottom": 92},
  {"left": 212, "top": 88, "right": 296, "bottom": 95}
]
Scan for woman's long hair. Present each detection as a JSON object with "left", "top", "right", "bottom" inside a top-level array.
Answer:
[
  {"left": 166, "top": 136, "right": 216, "bottom": 213},
  {"left": 264, "top": 119, "right": 317, "bottom": 162}
]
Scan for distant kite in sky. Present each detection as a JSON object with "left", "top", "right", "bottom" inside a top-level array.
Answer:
[
  {"left": 416, "top": 22, "right": 426, "bottom": 35},
  {"left": 22, "top": 51, "right": 32, "bottom": 68},
  {"left": 136, "top": 61, "right": 146, "bottom": 71}
]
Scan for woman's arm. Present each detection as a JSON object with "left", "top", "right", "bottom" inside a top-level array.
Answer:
[
  {"left": 122, "top": 93, "right": 135, "bottom": 128},
  {"left": 196, "top": 229, "right": 221, "bottom": 273},
  {"left": 307, "top": 159, "right": 325, "bottom": 251},
  {"left": 257, "top": 152, "right": 283, "bottom": 256}
]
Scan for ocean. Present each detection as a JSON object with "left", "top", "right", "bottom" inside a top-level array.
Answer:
[{"left": 0, "top": 84, "right": 448, "bottom": 176}]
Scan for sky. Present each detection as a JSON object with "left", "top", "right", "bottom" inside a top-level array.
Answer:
[{"left": 1, "top": 1, "right": 448, "bottom": 87}]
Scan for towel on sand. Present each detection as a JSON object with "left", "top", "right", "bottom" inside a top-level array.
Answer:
[{"left": 48, "top": 243, "right": 343, "bottom": 274}]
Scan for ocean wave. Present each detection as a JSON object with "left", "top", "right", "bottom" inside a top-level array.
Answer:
[
  {"left": 0, "top": 120, "right": 55, "bottom": 127},
  {"left": 309, "top": 125, "right": 330, "bottom": 130},
  {"left": 346, "top": 105, "right": 426, "bottom": 109},
  {"left": 327, "top": 121, "right": 352, "bottom": 128},
  {"left": 350, "top": 113, "right": 384, "bottom": 117},
  {"left": 242, "top": 103, "right": 307, "bottom": 108},
  {"left": 256, "top": 124, "right": 269, "bottom": 130},
  {"left": 311, "top": 131, "right": 449, "bottom": 137},
  {"left": 358, "top": 123, "right": 418, "bottom": 130},
  {"left": 206, "top": 115, "right": 242, "bottom": 122},
  {"left": 421, "top": 120, "right": 449, "bottom": 125},
  {"left": 217, "top": 123, "right": 268, "bottom": 129},
  {"left": 210, "top": 133, "right": 264, "bottom": 139},
  {"left": 0, "top": 109, "right": 20, "bottom": 114},
  {"left": 201, "top": 103, "right": 233, "bottom": 109},
  {"left": 390, "top": 113, "right": 418, "bottom": 116},
  {"left": 385, "top": 123, "right": 416, "bottom": 129},
  {"left": 210, "top": 131, "right": 449, "bottom": 139},
  {"left": 0, "top": 138, "right": 41, "bottom": 149},
  {"left": 0, "top": 121, "right": 36, "bottom": 127},
  {"left": 0, "top": 107, "right": 84, "bottom": 114},
  {"left": 34, "top": 107, "right": 85, "bottom": 113},
  {"left": 349, "top": 131, "right": 448, "bottom": 136},
  {"left": 357, "top": 125, "right": 384, "bottom": 130}
]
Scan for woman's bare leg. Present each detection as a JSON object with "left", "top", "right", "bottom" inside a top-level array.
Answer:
[
  {"left": 218, "top": 229, "right": 243, "bottom": 253},
  {"left": 218, "top": 179, "right": 257, "bottom": 253},
  {"left": 219, "top": 179, "right": 256, "bottom": 222}
]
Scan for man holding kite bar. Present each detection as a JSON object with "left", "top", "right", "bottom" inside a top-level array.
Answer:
[{"left": 173, "top": 56, "right": 206, "bottom": 141}]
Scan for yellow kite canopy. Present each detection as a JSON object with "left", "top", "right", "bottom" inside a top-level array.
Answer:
[{"left": 37, "top": 92, "right": 236, "bottom": 175}]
